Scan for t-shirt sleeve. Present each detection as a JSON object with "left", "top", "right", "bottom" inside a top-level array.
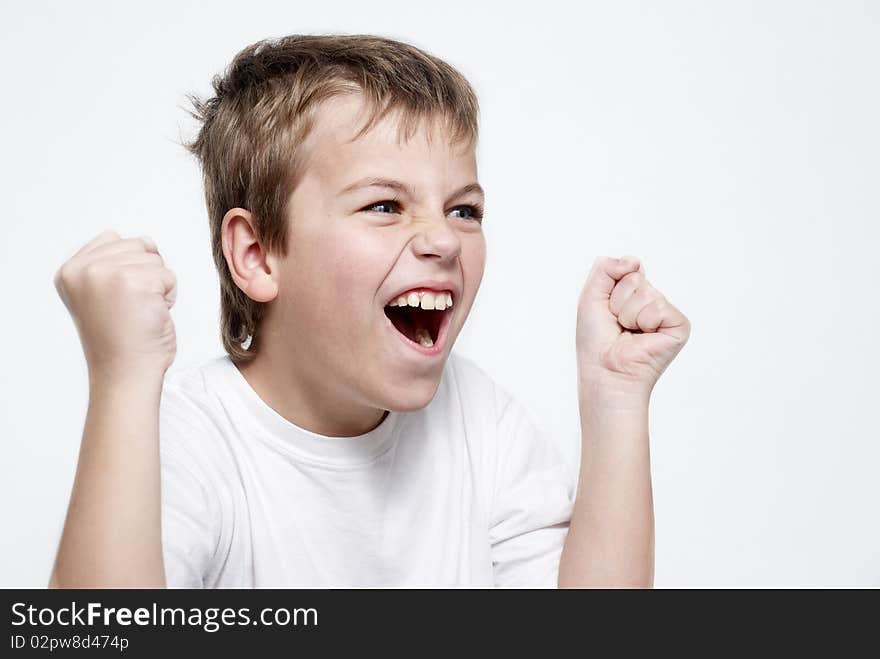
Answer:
[
  {"left": 489, "top": 389, "right": 576, "bottom": 588},
  {"left": 158, "top": 380, "right": 223, "bottom": 588}
]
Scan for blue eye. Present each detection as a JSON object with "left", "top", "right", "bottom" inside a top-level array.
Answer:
[
  {"left": 449, "top": 205, "right": 484, "bottom": 221},
  {"left": 366, "top": 200, "right": 400, "bottom": 214},
  {"left": 364, "top": 199, "right": 484, "bottom": 223}
]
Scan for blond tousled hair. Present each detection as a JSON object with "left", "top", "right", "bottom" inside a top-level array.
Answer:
[{"left": 182, "top": 34, "right": 480, "bottom": 362}]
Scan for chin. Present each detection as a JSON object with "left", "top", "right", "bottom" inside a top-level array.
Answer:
[{"left": 379, "top": 373, "right": 443, "bottom": 413}]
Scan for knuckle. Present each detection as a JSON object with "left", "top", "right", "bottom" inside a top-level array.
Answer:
[
  {"left": 637, "top": 289, "right": 650, "bottom": 302},
  {"left": 53, "top": 270, "right": 65, "bottom": 294},
  {"left": 55, "top": 263, "right": 71, "bottom": 285},
  {"left": 119, "top": 268, "right": 142, "bottom": 287},
  {"left": 81, "top": 261, "right": 102, "bottom": 282}
]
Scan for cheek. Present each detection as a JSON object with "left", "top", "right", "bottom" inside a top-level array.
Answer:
[
  {"left": 323, "top": 230, "right": 390, "bottom": 291},
  {"left": 460, "top": 233, "right": 487, "bottom": 290},
  {"left": 309, "top": 229, "right": 389, "bottom": 326}
]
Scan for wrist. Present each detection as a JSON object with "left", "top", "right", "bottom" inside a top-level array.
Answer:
[
  {"left": 578, "top": 382, "right": 650, "bottom": 450},
  {"left": 87, "top": 358, "right": 167, "bottom": 390},
  {"left": 578, "top": 371, "right": 652, "bottom": 413}
]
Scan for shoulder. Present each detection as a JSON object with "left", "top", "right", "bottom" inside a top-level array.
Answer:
[
  {"left": 160, "top": 355, "right": 234, "bottom": 421},
  {"left": 159, "top": 356, "right": 232, "bottom": 457},
  {"left": 438, "top": 352, "right": 546, "bottom": 452},
  {"left": 444, "top": 351, "right": 495, "bottom": 391},
  {"left": 443, "top": 351, "right": 535, "bottom": 428},
  {"left": 442, "top": 351, "right": 501, "bottom": 416},
  {"left": 162, "top": 355, "right": 229, "bottom": 401}
]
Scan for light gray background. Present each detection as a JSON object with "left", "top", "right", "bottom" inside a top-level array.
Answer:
[{"left": 1, "top": 0, "right": 877, "bottom": 587}]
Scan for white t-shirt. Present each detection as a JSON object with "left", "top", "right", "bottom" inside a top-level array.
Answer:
[{"left": 159, "top": 351, "right": 576, "bottom": 588}]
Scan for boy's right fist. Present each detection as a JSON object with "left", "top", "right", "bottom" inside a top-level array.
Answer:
[{"left": 54, "top": 229, "right": 178, "bottom": 378}]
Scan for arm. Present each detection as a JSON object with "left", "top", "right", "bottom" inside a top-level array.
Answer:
[
  {"left": 50, "top": 369, "right": 166, "bottom": 588},
  {"left": 558, "top": 384, "right": 653, "bottom": 587},
  {"left": 49, "top": 229, "right": 177, "bottom": 588},
  {"left": 559, "top": 254, "right": 689, "bottom": 588}
]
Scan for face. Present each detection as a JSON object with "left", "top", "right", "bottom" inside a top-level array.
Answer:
[{"left": 270, "top": 93, "right": 486, "bottom": 412}]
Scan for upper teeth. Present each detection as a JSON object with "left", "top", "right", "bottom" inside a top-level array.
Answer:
[{"left": 387, "top": 290, "right": 454, "bottom": 310}]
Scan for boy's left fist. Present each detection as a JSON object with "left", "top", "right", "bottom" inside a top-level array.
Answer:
[{"left": 576, "top": 255, "right": 690, "bottom": 400}]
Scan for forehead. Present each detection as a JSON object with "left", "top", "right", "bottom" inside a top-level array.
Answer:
[{"left": 300, "top": 93, "right": 476, "bottom": 190}]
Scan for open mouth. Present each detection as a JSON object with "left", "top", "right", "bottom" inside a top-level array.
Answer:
[{"left": 383, "top": 305, "right": 449, "bottom": 348}]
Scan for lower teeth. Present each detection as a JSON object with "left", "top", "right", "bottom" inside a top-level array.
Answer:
[{"left": 414, "top": 327, "right": 434, "bottom": 347}]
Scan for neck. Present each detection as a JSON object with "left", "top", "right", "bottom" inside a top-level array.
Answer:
[{"left": 234, "top": 331, "right": 388, "bottom": 438}]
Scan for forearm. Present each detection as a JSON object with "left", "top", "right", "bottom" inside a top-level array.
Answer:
[
  {"left": 558, "top": 382, "right": 654, "bottom": 588},
  {"left": 50, "top": 369, "right": 166, "bottom": 588}
]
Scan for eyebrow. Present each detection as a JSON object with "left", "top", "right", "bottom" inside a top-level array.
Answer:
[{"left": 339, "top": 176, "right": 485, "bottom": 202}]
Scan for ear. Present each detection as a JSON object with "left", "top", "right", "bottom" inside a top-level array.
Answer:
[{"left": 221, "top": 208, "right": 279, "bottom": 303}]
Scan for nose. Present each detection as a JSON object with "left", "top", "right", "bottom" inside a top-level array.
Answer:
[{"left": 410, "top": 214, "right": 462, "bottom": 262}]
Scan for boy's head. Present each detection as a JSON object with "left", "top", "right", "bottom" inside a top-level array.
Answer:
[{"left": 184, "top": 34, "right": 485, "bottom": 413}]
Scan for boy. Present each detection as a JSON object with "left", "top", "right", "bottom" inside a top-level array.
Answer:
[{"left": 49, "top": 34, "right": 690, "bottom": 588}]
